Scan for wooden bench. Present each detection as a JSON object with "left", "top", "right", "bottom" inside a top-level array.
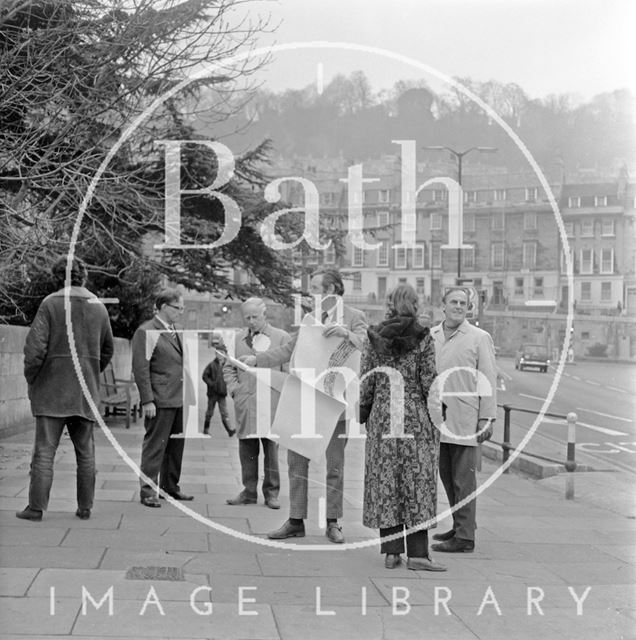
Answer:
[{"left": 100, "top": 362, "right": 141, "bottom": 429}]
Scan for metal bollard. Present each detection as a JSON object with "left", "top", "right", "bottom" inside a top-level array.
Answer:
[
  {"left": 502, "top": 405, "right": 511, "bottom": 473},
  {"left": 565, "top": 412, "right": 577, "bottom": 499}
]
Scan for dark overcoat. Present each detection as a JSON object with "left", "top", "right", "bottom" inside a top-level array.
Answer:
[
  {"left": 132, "top": 316, "right": 188, "bottom": 408},
  {"left": 23, "top": 286, "right": 114, "bottom": 420}
]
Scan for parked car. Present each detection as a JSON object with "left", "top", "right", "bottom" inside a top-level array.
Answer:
[{"left": 514, "top": 344, "right": 550, "bottom": 372}]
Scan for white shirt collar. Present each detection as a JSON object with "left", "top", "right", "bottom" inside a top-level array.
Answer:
[{"left": 155, "top": 314, "right": 174, "bottom": 332}]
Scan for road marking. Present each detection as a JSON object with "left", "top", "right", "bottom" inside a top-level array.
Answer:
[
  {"left": 586, "top": 380, "right": 601, "bottom": 386},
  {"left": 576, "top": 407, "right": 633, "bottom": 423},
  {"left": 571, "top": 376, "right": 581, "bottom": 381},
  {"left": 607, "top": 386, "right": 628, "bottom": 394},
  {"left": 499, "top": 370, "right": 513, "bottom": 381},
  {"left": 519, "top": 393, "right": 545, "bottom": 401},
  {"left": 542, "top": 416, "right": 627, "bottom": 437}
]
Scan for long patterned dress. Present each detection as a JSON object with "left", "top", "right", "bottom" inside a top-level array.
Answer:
[{"left": 360, "top": 321, "right": 440, "bottom": 529}]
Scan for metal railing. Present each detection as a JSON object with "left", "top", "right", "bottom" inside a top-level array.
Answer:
[{"left": 492, "top": 403, "right": 578, "bottom": 499}]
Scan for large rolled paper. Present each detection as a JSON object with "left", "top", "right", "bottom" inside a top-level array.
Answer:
[{"left": 269, "top": 373, "right": 347, "bottom": 462}]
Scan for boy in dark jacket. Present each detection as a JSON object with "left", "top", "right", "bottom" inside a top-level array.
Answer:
[{"left": 202, "top": 353, "right": 235, "bottom": 436}]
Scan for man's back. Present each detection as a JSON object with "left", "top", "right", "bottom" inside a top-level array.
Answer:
[{"left": 24, "top": 286, "right": 113, "bottom": 419}]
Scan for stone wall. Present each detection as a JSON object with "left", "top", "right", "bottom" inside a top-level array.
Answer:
[
  {"left": 481, "top": 310, "right": 636, "bottom": 360},
  {"left": 0, "top": 325, "right": 132, "bottom": 438},
  {"left": 0, "top": 326, "right": 31, "bottom": 438}
]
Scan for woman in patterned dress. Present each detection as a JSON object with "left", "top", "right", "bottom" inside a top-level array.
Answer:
[{"left": 359, "top": 285, "right": 446, "bottom": 571}]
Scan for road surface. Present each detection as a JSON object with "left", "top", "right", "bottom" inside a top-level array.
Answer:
[{"left": 496, "top": 358, "right": 636, "bottom": 473}]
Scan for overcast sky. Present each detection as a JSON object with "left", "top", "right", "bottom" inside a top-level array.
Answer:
[{"left": 247, "top": 0, "right": 635, "bottom": 101}]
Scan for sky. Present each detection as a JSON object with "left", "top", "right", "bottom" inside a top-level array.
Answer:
[{"left": 244, "top": 0, "right": 635, "bottom": 101}]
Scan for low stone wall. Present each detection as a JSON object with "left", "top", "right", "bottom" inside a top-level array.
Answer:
[
  {"left": 481, "top": 310, "right": 636, "bottom": 360},
  {"left": 0, "top": 326, "right": 31, "bottom": 438},
  {"left": 0, "top": 325, "right": 132, "bottom": 438}
]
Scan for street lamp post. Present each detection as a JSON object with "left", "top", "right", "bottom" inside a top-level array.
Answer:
[{"left": 423, "top": 145, "right": 497, "bottom": 283}]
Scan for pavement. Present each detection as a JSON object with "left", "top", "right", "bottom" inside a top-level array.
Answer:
[{"left": 1, "top": 407, "right": 635, "bottom": 639}]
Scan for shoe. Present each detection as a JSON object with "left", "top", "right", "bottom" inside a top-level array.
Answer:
[
  {"left": 226, "top": 494, "right": 257, "bottom": 505},
  {"left": 16, "top": 506, "right": 42, "bottom": 522},
  {"left": 226, "top": 429, "right": 236, "bottom": 437},
  {"left": 166, "top": 491, "right": 193, "bottom": 501},
  {"left": 384, "top": 553, "right": 401, "bottom": 569},
  {"left": 75, "top": 508, "right": 91, "bottom": 520},
  {"left": 431, "top": 537, "right": 474, "bottom": 553},
  {"left": 433, "top": 528, "right": 456, "bottom": 542},
  {"left": 141, "top": 496, "right": 161, "bottom": 508},
  {"left": 265, "top": 496, "right": 280, "bottom": 510},
  {"left": 407, "top": 557, "right": 447, "bottom": 572},
  {"left": 203, "top": 429, "right": 209, "bottom": 435},
  {"left": 326, "top": 522, "right": 344, "bottom": 544},
  {"left": 267, "top": 519, "right": 305, "bottom": 539}
]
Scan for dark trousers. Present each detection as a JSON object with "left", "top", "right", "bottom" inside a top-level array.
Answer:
[
  {"left": 238, "top": 437, "right": 280, "bottom": 500},
  {"left": 204, "top": 394, "right": 233, "bottom": 433},
  {"left": 380, "top": 525, "right": 429, "bottom": 558},
  {"left": 140, "top": 407, "right": 184, "bottom": 499},
  {"left": 439, "top": 442, "right": 477, "bottom": 541},
  {"left": 287, "top": 420, "right": 347, "bottom": 520},
  {"left": 28, "top": 416, "right": 95, "bottom": 512}
]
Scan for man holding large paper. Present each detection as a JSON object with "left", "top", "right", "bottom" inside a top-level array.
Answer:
[{"left": 240, "top": 269, "right": 367, "bottom": 543}]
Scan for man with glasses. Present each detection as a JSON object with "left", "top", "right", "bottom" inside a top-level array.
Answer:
[{"left": 132, "top": 289, "right": 193, "bottom": 507}]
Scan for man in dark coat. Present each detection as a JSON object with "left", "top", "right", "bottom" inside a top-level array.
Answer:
[
  {"left": 132, "top": 288, "right": 193, "bottom": 507},
  {"left": 202, "top": 352, "right": 235, "bottom": 436},
  {"left": 17, "top": 257, "right": 114, "bottom": 522}
]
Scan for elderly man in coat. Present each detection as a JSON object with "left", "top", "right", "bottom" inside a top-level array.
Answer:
[
  {"left": 223, "top": 298, "right": 291, "bottom": 509},
  {"left": 17, "top": 257, "right": 114, "bottom": 522},
  {"left": 429, "top": 288, "right": 497, "bottom": 553}
]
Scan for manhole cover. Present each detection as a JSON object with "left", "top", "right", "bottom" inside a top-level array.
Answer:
[{"left": 125, "top": 566, "right": 185, "bottom": 581}]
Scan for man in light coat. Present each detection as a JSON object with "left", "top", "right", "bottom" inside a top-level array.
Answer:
[
  {"left": 132, "top": 289, "right": 193, "bottom": 507},
  {"left": 429, "top": 288, "right": 497, "bottom": 552},
  {"left": 18, "top": 257, "right": 114, "bottom": 522},
  {"left": 224, "top": 298, "right": 291, "bottom": 509},
  {"left": 240, "top": 269, "right": 367, "bottom": 543}
]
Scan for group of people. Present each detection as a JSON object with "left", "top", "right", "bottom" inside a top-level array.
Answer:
[{"left": 16, "top": 260, "right": 498, "bottom": 573}]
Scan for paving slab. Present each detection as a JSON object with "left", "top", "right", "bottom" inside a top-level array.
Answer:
[
  {"left": 0, "top": 525, "right": 68, "bottom": 546},
  {"left": 0, "top": 545, "right": 104, "bottom": 569},
  {"left": 72, "top": 601, "right": 278, "bottom": 639},
  {"left": 207, "top": 574, "right": 387, "bottom": 606},
  {"left": 28, "top": 568, "right": 210, "bottom": 601},
  {"left": 183, "top": 552, "right": 262, "bottom": 576},
  {"left": 119, "top": 514, "right": 211, "bottom": 533},
  {"left": 546, "top": 561, "right": 634, "bottom": 585},
  {"left": 0, "top": 567, "right": 39, "bottom": 595},
  {"left": 61, "top": 529, "right": 210, "bottom": 552},
  {"left": 463, "top": 559, "right": 569, "bottom": 584},
  {"left": 451, "top": 605, "right": 633, "bottom": 640},
  {"left": 99, "top": 549, "right": 195, "bottom": 571},
  {"left": 271, "top": 604, "right": 475, "bottom": 640},
  {"left": 1, "top": 596, "right": 79, "bottom": 635},
  {"left": 595, "top": 544, "right": 636, "bottom": 563}
]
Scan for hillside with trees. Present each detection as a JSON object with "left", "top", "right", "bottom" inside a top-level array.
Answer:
[{"left": 201, "top": 72, "right": 635, "bottom": 173}]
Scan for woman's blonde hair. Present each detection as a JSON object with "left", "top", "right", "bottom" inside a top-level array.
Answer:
[{"left": 386, "top": 284, "right": 419, "bottom": 318}]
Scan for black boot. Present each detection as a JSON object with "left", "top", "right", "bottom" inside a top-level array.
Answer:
[{"left": 203, "top": 417, "right": 210, "bottom": 434}]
